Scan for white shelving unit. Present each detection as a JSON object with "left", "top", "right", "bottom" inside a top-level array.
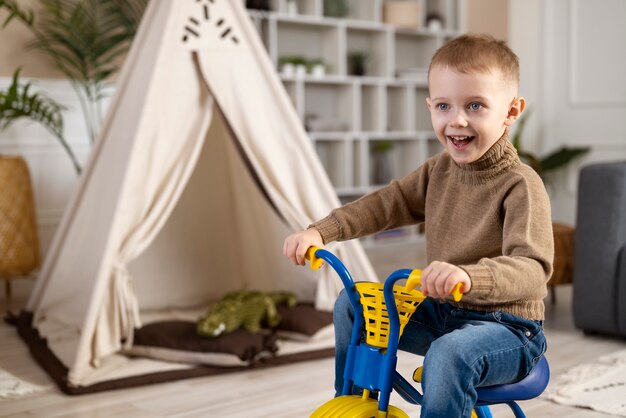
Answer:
[{"left": 247, "top": 0, "right": 465, "bottom": 245}]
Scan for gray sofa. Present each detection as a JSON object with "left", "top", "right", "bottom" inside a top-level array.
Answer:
[{"left": 573, "top": 161, "right": 626, "bottom": 337}]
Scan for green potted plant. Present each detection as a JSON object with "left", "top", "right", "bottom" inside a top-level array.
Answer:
[
  {"left": 348, "top": 51, "right": 368, "bottom": 76},
  {"left": 0, "top": 0, "right": 148, "bottom": 174},
  {"left": 1, "top": 0, "right": 148, "bottom": 144},
  {"left": 511, "top": 110, "right": 590, "bottom": 183},
  {"left": 306, "top": 58, "right": 325, "bottom": 78},
  {"left": 0, "top": 69, "right": 81, "bottom": 173},
  {"left": 278, "top": 55, "right": 308, "bottom": 77}
]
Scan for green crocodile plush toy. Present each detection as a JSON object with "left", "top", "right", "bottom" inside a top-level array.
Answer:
[{"left": 197, "top": 290, "right": 297, "bottom": 338}]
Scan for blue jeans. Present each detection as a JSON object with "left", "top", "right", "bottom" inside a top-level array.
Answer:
[{"left": 333, "top": 289, "right": 547, "bottom": 418}]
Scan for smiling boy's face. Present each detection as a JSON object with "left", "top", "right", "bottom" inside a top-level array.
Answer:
[{"left": 426, "top": 65, "right": 525, "bottom": 165}]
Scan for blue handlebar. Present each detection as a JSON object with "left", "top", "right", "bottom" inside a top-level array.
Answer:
[
  {"left": 383, "top": 269, "right": 413, "bottom": 358},
  {"left": 307, "top": 248, "right": 362, "bottom": 314},
  {"left": 306, "top": 247, "right": 409, "bottom": 352}
]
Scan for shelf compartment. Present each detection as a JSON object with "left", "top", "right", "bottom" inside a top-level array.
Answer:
[
  {"left": 304, "top": 81, "right": 355, "bottom": 132},
  {"left": 393, "top": 32, "right": 439, "bottom": 76},
  {"left": 414, "top": 87, "right": 431, "bottom": 131},
  {"left": 276, "top": 20, "right": 341, "bottom": 76},
  {"left": 287, "top": 0, "right": 319, "bottom": 17},
  {"left": 385, "top": 85, "right": 410, "bottom": 132},
  {"left": 343, "top": 0, "right": 380, "bottom": 23},
  {"left": 368, "top": 137, "right": 422, "bottom": 187},
  {"left": 352, "top": 137, "right": 368, "bottom": 189},
  {"left": 426, "top": 0, "right": 460, "bottom": 32},
  {"left": 313, "top": 138, "right": 351, "bottom": 189},
  {"left": 346, "top": 26, "right": 389, "bottom": 77},
  {"left": 360, "top": 83, "right": 384, "bottom": 132}
]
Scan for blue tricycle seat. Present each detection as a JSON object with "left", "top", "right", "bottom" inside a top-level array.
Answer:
[{"left": 476, "top": 356, "right": 550, "bottom": 403}]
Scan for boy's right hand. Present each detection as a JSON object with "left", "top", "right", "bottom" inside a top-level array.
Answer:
[{"left": 283, "top": 228, "right": 324, "bottom": 266}]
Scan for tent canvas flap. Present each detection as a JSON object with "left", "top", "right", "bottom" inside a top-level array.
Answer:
[{"left": 20, "top": 0, "right": 376, "bottom": 390}]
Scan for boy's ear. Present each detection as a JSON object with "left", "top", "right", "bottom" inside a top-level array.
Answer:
[
  {"left": 426, "top": 97, "right": 432, "bottom": 111},
  {"left": 504, "top": 97, "right": 526, "bottom": 126}
]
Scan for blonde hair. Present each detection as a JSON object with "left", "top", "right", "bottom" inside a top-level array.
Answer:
[{"left": 429, "top": 34, "right": 520, "bottom": 87}]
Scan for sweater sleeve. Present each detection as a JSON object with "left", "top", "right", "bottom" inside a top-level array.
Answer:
[
  {"left": 310, "top": 160, "right": 432, "bottom": 244},
  {"left": 459, "top": 169, "right": 554, "bottom": 306}
]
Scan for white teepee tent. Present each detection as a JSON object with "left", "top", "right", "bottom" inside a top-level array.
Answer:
[{"left": 18, "top": 0, "right": 376, "bottom": 391}]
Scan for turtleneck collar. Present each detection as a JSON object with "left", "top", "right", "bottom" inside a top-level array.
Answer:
[{"left": 452, "top": 128, "right": 521, "bottom": 185}]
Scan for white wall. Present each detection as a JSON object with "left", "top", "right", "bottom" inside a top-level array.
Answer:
[{"left": 509, "top": 0, "right": 626, "bottom": 225}]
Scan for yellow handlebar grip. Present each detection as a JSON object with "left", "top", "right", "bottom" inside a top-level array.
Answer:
[
  {"left": 451, "top": 283, "right": 464, "bottom": 302},
  {"left": 305, "top": 246, "right": 324, "bottom": 270},
  {"left": 406, "top": 269, "right": 464, "bottom": 302},
  {"left": 405, "top": 269, "right": 422, "bottom": 292}
]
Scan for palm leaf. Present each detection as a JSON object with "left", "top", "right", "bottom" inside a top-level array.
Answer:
[
  {"left": 510, "top": 108, "right": 591, "bottom": 181},
  {"left": 1, "top": 0, "right": 148, "bottom": 170},
  {"left": 24, "top": 0, "right": 149, "bottom": 142},
  {"left": 0, "top": 69, "right": 81, "bottom": 174},
  {"left": 0, "top": 0, "right": 34, "bottom": 27},
  {"left": 540, "top": 147, "right": 590, "bottom": 173},
  {"left": 0, "top": 69, "right": 62, "bottom": 133},
  {"left": 99, "top": 0, "right": 149, "bottom": 39},
  {"left": 31, "top": 0, "right": 138, "bottom": 83}
]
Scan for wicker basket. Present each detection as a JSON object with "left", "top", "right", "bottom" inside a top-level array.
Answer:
[{"left": 0, "top": 156, "right": 40, "bottom": 281}]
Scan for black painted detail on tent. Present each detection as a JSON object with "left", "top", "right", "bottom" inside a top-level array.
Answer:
[
  {"left": 182, "top": 1, "right": 240, "bottom": 45},
  {"left": 182, "top": 24, "right": 200, "bottom": 43},
  {"left": 185, "top": 26, "right": 200, "bottom": 37}
]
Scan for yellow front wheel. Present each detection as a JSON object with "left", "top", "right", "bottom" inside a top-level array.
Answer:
[{"left": 311, "top": 395, "right": 409, "bottom": 418}]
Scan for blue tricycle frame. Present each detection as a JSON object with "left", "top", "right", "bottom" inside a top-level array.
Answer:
[{"left": 306, "top": 247, "right": 550, "bottom": 418}]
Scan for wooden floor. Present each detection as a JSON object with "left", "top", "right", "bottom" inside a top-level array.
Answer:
[{"left": 1, "top": 242, "right": 625, "bottom": 417}]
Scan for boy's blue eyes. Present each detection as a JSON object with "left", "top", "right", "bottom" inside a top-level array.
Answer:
[{"left": 435, "top": 103, "right": 482, "bottom": 111}]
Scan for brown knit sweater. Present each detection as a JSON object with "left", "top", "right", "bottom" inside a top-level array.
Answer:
[{"left": 311, "top": 132, "right": 554, "bottom": 320}]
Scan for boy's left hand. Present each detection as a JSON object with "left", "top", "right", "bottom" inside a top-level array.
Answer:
[{"left": 420, "top": 261, "right": 471, "bottom": 300}]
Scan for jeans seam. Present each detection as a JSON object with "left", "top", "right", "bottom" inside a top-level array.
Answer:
[
  {"left": 409, "top": 317, "right": 444, "bottom": 334},
  {"left": 460, "top": 364, "right": 480, "bottom": 417}
]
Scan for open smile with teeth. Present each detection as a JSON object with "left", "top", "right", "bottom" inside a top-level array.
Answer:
[{"left": 447, "top": 135, "right": 475, "bottom": 149}]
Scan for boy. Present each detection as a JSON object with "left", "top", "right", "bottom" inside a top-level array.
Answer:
[{"left": 283, "top": 34, "right": 552, "bottom": 417}]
